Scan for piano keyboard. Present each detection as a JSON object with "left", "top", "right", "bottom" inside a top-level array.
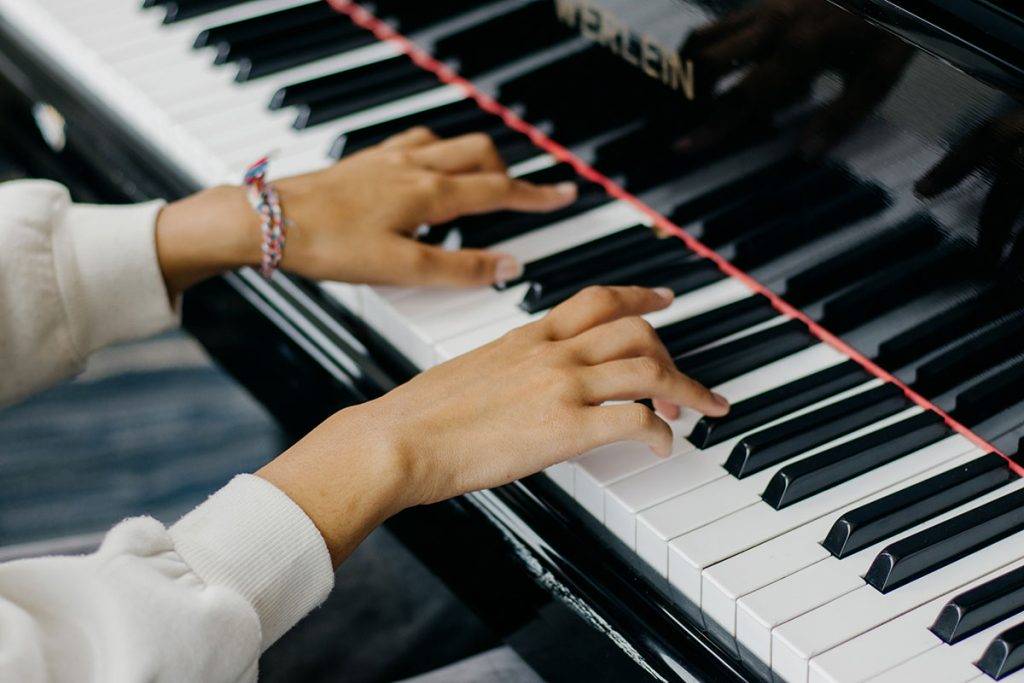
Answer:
[{"left": 5, "top": 0, "right": 1024, "bottom": 680}]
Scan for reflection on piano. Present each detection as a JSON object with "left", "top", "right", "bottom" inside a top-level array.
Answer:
[{"left": 3, "top": 0, "right": 1024, "bottom": 680}]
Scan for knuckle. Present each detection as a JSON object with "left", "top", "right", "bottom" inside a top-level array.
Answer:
[
  {"left": 415, "top": 173, "right": 445, "bottom": 195},
  {"left": 578, "top": 285, "right": 617, "bottom": 310},
  {"left": 467, "top": 132, "right": 496, "bottom": 152},
  {"left": 635, "top": 356, "right": 666, "bottom": 382},
  {"left": 409, "top": 125, "right": 434, "bottom": 138},
  {"left": 623, "top": 316, "right": 657, "bottom": 343},
  {"left": 626, "top": 403, "right": 657, "bottom": 431},
  {"left": 552, "top": 368, "right": 583, "bottom": 398}
]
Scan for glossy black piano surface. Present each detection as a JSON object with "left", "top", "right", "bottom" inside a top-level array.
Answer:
[{"left": 4, "top": 0, "right": 1024, "bottom": 680}]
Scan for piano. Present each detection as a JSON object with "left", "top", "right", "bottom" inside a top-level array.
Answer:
[{"left": 3, "top": 0, "right": 1024, "bottom": 680}]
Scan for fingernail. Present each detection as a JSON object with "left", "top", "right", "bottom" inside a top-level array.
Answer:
[
  {"left": 495, "top": 256, "right": 523, "bottom": 284},
  {"left": 712, "top": 392, "right": 730, "bottom": 411},
  {"left": 653, "top": 287, "right": 675, "bottom": 302},
  {"left": 555, "top": 182, "right": 578, "bottom": 199}
]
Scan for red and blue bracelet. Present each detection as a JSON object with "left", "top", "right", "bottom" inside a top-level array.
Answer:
[{"left": 243, "top": 156, "right": 286, "bottom": 279}]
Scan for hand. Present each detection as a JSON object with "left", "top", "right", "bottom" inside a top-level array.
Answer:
[
  {"left": 155, "top": 127, "right": 577, "bottom": 297},
  {"left": 679, "top": 0, "right": 911, "bottom": 157},
  {"left": 256, "top": 286, "right": 730, "bottom": 565},
  {"left": 915, "top": 109, "right": 1024, "bottom": 271}
]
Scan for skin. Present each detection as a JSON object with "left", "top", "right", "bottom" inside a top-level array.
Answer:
[{"left": 155, "top": 129, "right": 730, "bottom": 568}]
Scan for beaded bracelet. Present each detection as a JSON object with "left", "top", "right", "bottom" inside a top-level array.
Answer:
[{"left": 243, "top": 156, "right": 286, "bottom": 279}]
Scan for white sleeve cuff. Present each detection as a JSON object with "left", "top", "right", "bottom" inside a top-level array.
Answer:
[
  {"left": 169, "top": 474, "right": 335, "bottom": 650},
  {"left": 54, "top": 199, "right": 179, "bottom": 357}
]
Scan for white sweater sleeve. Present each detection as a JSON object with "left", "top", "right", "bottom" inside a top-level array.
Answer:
[
  {"left": 0, "top": 475, "right": 335, "bottom": 682},
  {"left": 0, "top": 179, "right": 179, "bottom": 406}
]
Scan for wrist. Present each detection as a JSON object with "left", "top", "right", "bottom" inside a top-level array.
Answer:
[
  {"left": 255, "top": 402, "right": 411, "bottom": 567},
  {"left": 155, "top": 185, "right": 262, "bottom": 296}
]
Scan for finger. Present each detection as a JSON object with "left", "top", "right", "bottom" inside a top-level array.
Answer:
[
  {"left": 653, "top": 399, "right": 681, "bottom": 421},
  {"left": 395, "top": 240, "right": 521, "bottom": 287},
  {"left": 434, "top": 174, "right": 577, "bottom": 221},
  {"left": 570, "top": 316, "right": 673, "bottom": 367},
  {"left": 378, "top": 126, "right": 439, "bottom": 150},
  {"left": 800, "top": 61, "right": 908, "bottom": 158},
  {"left": 915, "top": 122, "right": 999, "bottom": 197},
  {"left": 544, "top": 286, "right": 675, "bottom": 341},
  {"left": 582, "top": 357, "right": 729, "bottom": 417},
  {"left": 582, "top": 403, "right": 674, "bottom": 457},
  {"left": 407, "top": 133, "right": 506, "bottom": 174},
  {"left": 696, "top": 21, "right": 777, "bottom": 77},
  {"left": 978, "top": 169, "right": 1024, "bottom": 265},
  {"left": 682, "top": 7, "right": 759, "bottom": 56}
]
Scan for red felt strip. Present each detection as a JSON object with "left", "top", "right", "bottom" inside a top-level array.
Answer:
[{"left": 327, "top": 0, "right": 1018, "bottom": 473}]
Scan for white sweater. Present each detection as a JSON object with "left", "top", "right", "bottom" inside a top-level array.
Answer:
[{"left": 0, "top": 180, "right": 335, "bottom": 682}]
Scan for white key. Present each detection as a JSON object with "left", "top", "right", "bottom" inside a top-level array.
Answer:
[
  {"left": 435, "top": 275, "right": 754, "bottom": 362},
  {"left": 737, "top": 473, "right": 1022, "bottom": 676},
  {"left": 604, "top": 377, "right": 883, "bottom": 551},
  {"left": 637, "top": 406, "right": 921, "bottom": 577},
  {"left": 367, "top": 203, "right": 647, "bottom": 351},
  {"left": 574, "top": 344, "right": 848, "bottom": 522},
  {"left": 770, "top": 496, "right": 1024, "bottom": 683},
  {"left": 868, "top": 607, "right": 1024, "bottom": 683},
  {"left": 699, "top": 443, "right": 981, "bottom": 648}
]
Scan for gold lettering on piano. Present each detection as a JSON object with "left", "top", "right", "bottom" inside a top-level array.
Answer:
[{"left": 554, "top": 0, "right": 695, "bottom": 100}]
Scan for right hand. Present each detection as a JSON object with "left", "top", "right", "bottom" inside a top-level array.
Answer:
[
  {"left": 679, "top": 0, "right": 911, "bottom": 158},
  {"left": 257, "top": 286, "right": 729, "bottom": 564}
]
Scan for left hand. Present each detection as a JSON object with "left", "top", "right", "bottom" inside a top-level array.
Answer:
[
  {"left": 156, "top": 127, "right": 577, "bottom": 297},
  {"left": 915, "top": 109, "right": 1024, "bottom": 271}
]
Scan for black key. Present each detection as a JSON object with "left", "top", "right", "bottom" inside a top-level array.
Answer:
[
  {"left": 951, "top": 357, "right": 1024, "bottom": 428},
  {"left": 821, "top": 246, "right": 970, "bottom": 333},
  {"left": 295, "top": 76, "right": 440, "bottom": 128},
  {"left": 657, "top": 260, "right": 725, "bottom": 298},
  {"left": 668, "top": 156, "right": 812, "bottom": 227},
  {"left": 978, "top": 621, "right": 1024, "bottom": 679},
  {"left": 876, "top": 286, "right": 1017, "bottom": 369},
  {"left": 732, "top": 184, "right": 891, "bottom": 269},
  {"left": 932, "top": 564, "right": 1024, "bottom": 644},
  {"left": 700, "top": 166, "right": 859, "bottom": 248},
  {"left": 679, "top": 319, "right": 816, "bottom": 389},
  {"left": 432, "top": 0, "right": 576, "bottom": 77},
  {"left": 271, "top": 57, "right": 424, "bottom": 109},
  {"left": 823, "top": 453, "right": 1016, "bottom": 559},
  {"left": 331, "top": 100, "right": 490, "bottom": 158},
  {"left": 657, "top": 297, "right": 777, "bottom": 358},
  {"left": 500, "top": 225, "right": 656, "bottom": 289},
  {"left": 521, "top": 233, "right": 675, "bottom": 297},
  {"left": 236, "top": 30, "right": 377, "bottom": 82},
  {"left": 164, "top": 0, "right": 255, "bottom": 23},
  {"left": 373, "top": 0, "right": 503, "bottom": 33},
  {"left": 763, "top": 411, "right": 950, "bottom": 510},
  {"left": 725, "top": 383, "right": 907, "bottom": 479},
  {"left": 913, "top": 312, "right": 1024, "bottom": 397},
  {"left": 783, "top": 214, "right": 942, "bottom": 306},
  {"left": 865, "top": 487, "right": 1024, "bottom": 593},
  {"left": 691, "top": 360, "right": 868, "bottom": 449},
  {"left": 497, "top": 137, "right": 544, "bottom": 165},
  {"left": 456, "top": 164, "right": 613, "bottom": 249},
  {"left": 520, "top": 247, "right": 696, "bottom": 313},
  {"left": 194, "top": 1, "right": 335, "bottom": 48}
]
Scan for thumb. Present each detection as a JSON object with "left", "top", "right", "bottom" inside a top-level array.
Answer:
[{"left": 401, "top": 241, "right": 523, "bottom": 287}]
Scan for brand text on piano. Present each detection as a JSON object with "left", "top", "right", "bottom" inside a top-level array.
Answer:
[{"left": 554, "top": 0, "right": 695, "bottom": 100}]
